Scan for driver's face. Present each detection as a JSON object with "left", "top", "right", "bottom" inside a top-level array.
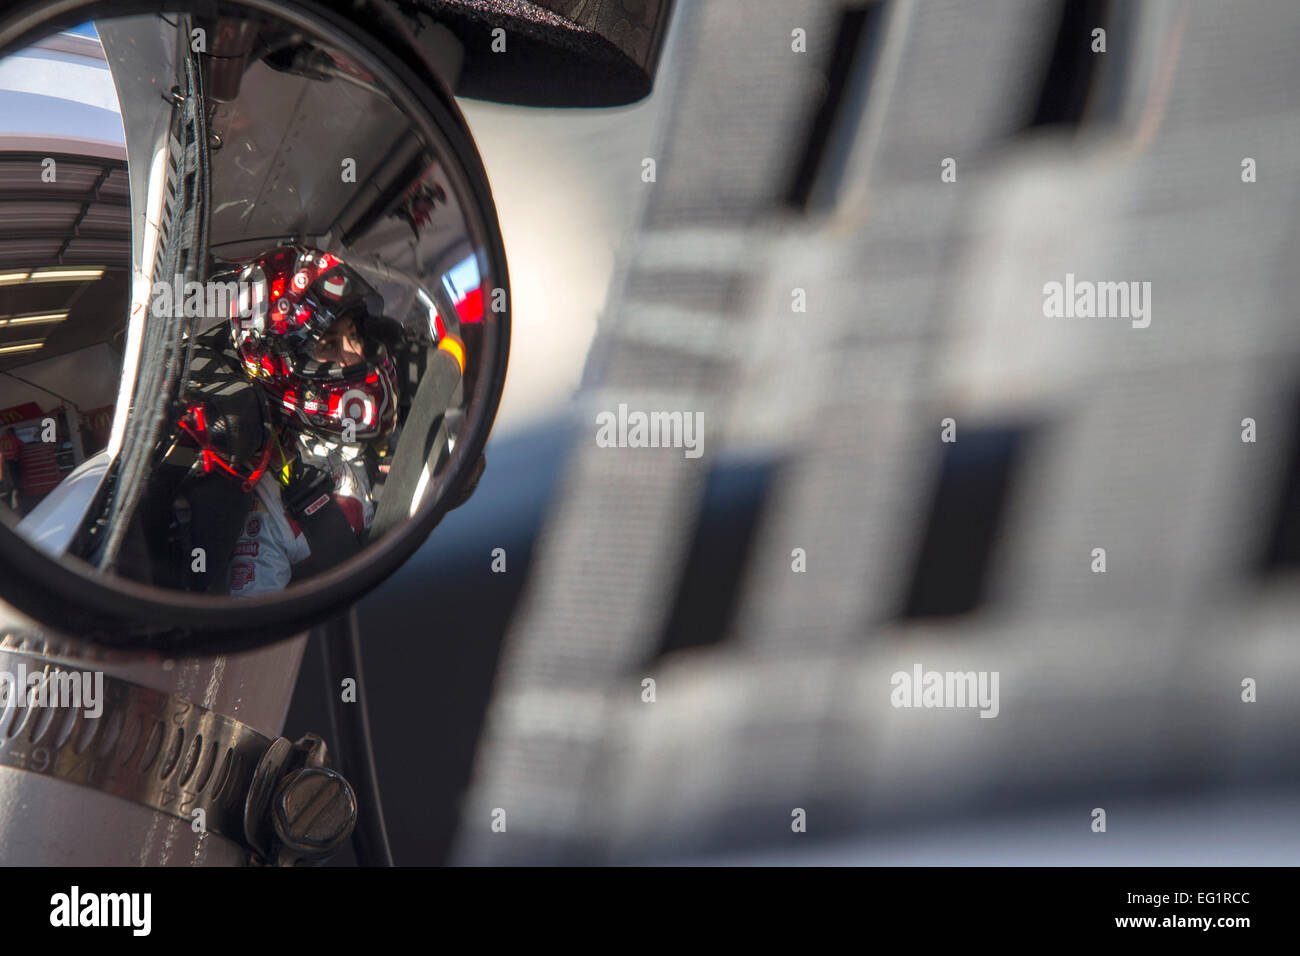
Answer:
[{"left": 313, "top": 316, "right": 365, "bottom": 366}]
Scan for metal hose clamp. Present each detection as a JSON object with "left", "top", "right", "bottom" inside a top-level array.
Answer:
[{"left": 0, "top": 646, "right": 272, "bottom": 845}]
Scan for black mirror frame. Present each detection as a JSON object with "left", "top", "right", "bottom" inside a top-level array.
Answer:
[{"left": 0, "top": 0, "right": 510, "bottom": 654}]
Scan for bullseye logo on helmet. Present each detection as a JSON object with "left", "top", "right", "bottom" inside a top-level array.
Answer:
[
  {"left": 339, "top": 388, "right": 376, "bottom": 428},
  {"left": 292, "top": 270, "right": 310, "bottom": 291},
  {"left": 298, "top": 366, "right": 397, "bottom": 440}
]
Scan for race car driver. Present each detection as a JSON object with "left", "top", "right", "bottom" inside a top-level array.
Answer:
[
  {"left": 220, "top": 247, "right": 391, "bottom": 596},
  {"left": 183, "top": 245, "right": 472, "bottom": 596}
]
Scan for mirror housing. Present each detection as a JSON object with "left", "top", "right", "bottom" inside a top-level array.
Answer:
[{"left": 0, "top": 0, "right": 511, "bottom": 653}]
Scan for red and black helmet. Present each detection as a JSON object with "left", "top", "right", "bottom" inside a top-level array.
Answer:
[{"left": 229, "top": 246, "right": 398, "bottom": 441}]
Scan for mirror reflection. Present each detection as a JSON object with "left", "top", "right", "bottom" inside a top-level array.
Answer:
[{"left": 0, "top": 8, "right": 501, "bottom": 597}]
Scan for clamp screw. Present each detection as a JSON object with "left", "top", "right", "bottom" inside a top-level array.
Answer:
[{"left": 272, "top": 766, "right": 357, "bottom": 863}]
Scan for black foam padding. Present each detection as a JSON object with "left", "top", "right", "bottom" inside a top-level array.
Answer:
[
  {"left": 185, "top": 473, "right": 258, "bottom": 593},
  {"left": 408, "top": 0, "right": 676, "bottom": 106},
  {"left": 186, "top": 325, "right": 266, "bottom": 462}
]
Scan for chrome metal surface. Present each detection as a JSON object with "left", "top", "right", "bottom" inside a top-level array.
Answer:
[{"left": 0, "top": 643, "right": 273, "bottom": 844}]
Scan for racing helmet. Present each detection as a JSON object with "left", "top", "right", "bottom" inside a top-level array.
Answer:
[{"left": 229, "top": 246, "right": 398, "bottom": 441}]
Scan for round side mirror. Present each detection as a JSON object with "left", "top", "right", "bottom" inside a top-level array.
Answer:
[{"left": 0, "top": 1, "right": 509, "bottom": 652}]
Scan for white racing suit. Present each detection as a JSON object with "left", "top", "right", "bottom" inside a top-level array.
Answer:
[{"left": 227, "top": 436, "right": 374, "bottom": 597}]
